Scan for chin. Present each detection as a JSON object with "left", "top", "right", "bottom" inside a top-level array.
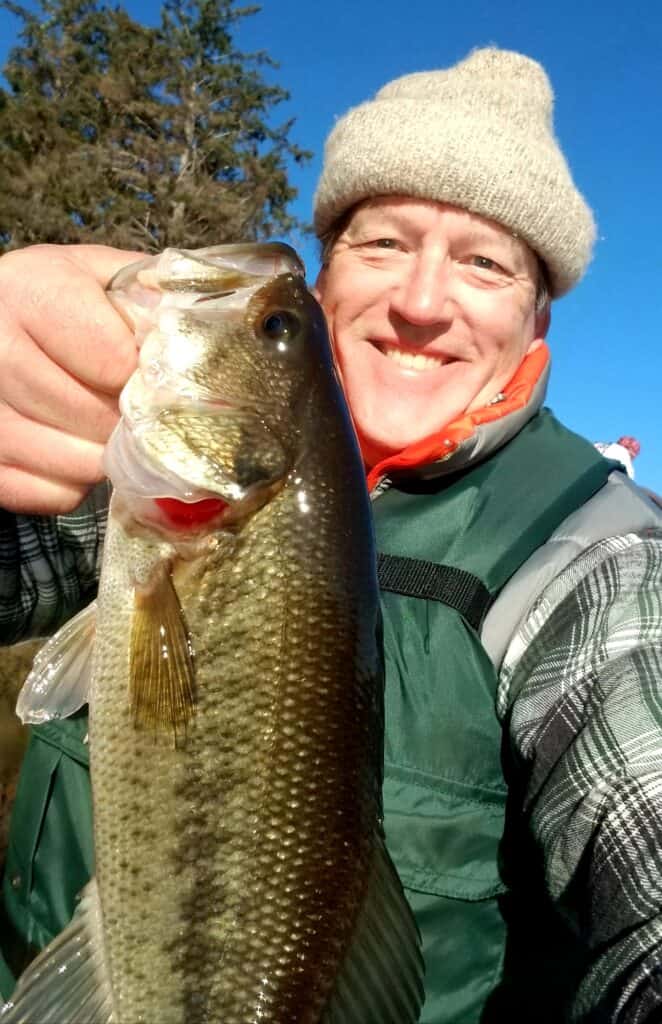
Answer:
[
  {"left": 358, "top": 428, "right": 428, "bottom": 466},
  {"left": 362, "top": 413, "right": 454, "bottom": 456}
]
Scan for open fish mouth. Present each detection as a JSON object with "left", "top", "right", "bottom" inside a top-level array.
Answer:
[
  {"left": 103, "top": 243, "right": 304, "bottom": 533},
  {"left": 109, "top": 241, "right": 304, "bottom": 296},
  {"left": 103, "top": 419, "right": 221, "bottom": 502},
  {"left": 108, "top": 242, "right": 304, "bottom": 347},
  {"left": 103, "top": 415, "right": 282, "bottom": 536}
]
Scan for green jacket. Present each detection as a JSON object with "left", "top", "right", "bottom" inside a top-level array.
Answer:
[
  {"left": 375, "top": 410, "right": 615, "bottom": 1023},
  {"left": 0, "top": 410, "right": 617, "bottom": 1019}
]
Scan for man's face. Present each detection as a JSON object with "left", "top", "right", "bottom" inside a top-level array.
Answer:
[{"left": 315, "top": 197, "right": 549, "bottom": 468}]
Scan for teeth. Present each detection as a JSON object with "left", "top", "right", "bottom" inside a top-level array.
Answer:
[{"left": 382, "top": 346, "right": 446, "bottom": 371}]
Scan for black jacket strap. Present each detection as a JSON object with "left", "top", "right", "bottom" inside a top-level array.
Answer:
[{"left": 377, "top": 552, "right": 494, "bottom": 632}]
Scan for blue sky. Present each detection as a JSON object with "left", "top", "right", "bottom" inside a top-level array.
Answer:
[{"left": 1, "top": 1, "right": 660, "bottom": 491}]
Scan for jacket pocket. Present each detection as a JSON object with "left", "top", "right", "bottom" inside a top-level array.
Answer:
[
  {"left": 1, "top": 712, "right": 93, "bottom": 984},
  {"left": 384, "top": 761, "right": 507, "bottom": 899},
  {"left": 384, "top": 762, "right": 508, "bottom": 1024}
]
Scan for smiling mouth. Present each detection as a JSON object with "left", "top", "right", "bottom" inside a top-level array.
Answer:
[{"left": 375, "top": 342, "right": 453, "bottom": 371}]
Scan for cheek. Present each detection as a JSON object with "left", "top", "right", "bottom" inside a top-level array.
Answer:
[
  {"left": 468, "top": 301, "right": 534, "bottom": 362},
  {"left": 322, "top": 297, "right": 366, "bottom": 363},
  {"left": 320, "top": 264, "right": 389, "bottom": 325}
]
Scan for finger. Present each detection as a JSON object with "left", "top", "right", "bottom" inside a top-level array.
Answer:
[
  {"left": 0, "top": 322, "right": 123, "bottom": 444},
  {"left": 0, "top": 244, "right": 143, "bottom": 394},
  {"left": 0, "top": 404, "right": 107, "bottom": 487},
  {"left": 0, "top": 466, "right": 96, "bottom": 516}
]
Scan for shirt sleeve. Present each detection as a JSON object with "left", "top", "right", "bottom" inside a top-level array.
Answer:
[
  {"left": 497, "top": 529, "right": 662, "bottom": 1022},
  {"left": 0, "top": 483, "right": 110, "bottom": 644}
]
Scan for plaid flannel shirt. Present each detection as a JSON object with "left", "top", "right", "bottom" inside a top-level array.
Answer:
[
  {"left": 0, "top": 483, "right": 110, "bottom": 645},
  {"left": 498, "top": 528, "right": 662, "bottom": 1022}
]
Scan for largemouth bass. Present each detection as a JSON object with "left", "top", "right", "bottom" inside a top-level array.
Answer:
[{"left": 3, "top": 243, "right": 423, "bottom": 1023}]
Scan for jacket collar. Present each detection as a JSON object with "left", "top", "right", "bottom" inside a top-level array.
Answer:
[{"left": 366, "top": 342, "right": 551, "bottom": 492}]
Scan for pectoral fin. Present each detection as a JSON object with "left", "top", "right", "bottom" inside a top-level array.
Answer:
[
  {"left": 130, "top": 563, "right": 195, "bottom": 736},
  {"left": 16, "top": 601, "right": 96, "bottom": 725},
  {"left": 321, "top": 834, "right": 424, "bottom": 1024},
  {"left": 0, "top": 879, "right": 113, "bottom": 1023}
]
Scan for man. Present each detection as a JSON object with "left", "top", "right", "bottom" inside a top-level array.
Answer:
[{"left": 1, "top": 47, "right": 661, "bottom": 1022}]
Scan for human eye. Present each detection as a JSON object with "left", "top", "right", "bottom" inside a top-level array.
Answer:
[
  {"left": 359, "top": 236, "right": 401, "bottom": 250},
  {"left": 352, "top": 235, "right": 407, "bottom": 262},
  {"left": 468, "top": 254, "right": 506, "bottom": 273}
]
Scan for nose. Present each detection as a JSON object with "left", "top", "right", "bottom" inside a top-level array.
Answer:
[{"left": 389, "top": 250, "right": 454, "bottom": 328}]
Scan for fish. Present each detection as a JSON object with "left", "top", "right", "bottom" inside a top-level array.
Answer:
[{"left": 3, "top": 243, "right": 424, "bottom": 1023}]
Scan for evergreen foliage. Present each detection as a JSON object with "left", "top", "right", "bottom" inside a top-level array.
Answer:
[{"left": 0, "top": 0, "right": 311, "bottom": 251}]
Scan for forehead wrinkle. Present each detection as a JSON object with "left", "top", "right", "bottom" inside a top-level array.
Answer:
[
  {"left": 346, "top": 195, "right": 448, "bottom": 233},
  {"left": 345, "top": 206, "right": 408, "bottom": 237}
]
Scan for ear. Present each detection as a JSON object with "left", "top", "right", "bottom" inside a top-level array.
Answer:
[
  {"left": 526, "top": 303, "right": 551, "bottom": 355},
  {"left": 535, "top": 303, "right": 551, "bottom": 341},
  {"left": 311, "top": 266, "right": 327, "bottom": 303}
]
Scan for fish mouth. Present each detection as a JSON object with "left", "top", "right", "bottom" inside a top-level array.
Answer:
[
  {"left": 104, "top": 406, "right": 289, "bottom": 538},
  {"left": 108, "top": 243, "right": 305, "bottom": 342},
  {"left": 103, "top": 421, "right": 255, "bottom": 536},
  {"left": 104, "top": 243, "right": 301, "bottom": 534},
  {"left": 109, "top": 242, "right": 303, "bottom": 294},
  {"left": 103, "top": 419, "right": 225, "bottom": 503}
]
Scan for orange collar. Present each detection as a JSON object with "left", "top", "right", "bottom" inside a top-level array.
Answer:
[{"left": 365, "top": 343, "right": 550, "bottom": 492}]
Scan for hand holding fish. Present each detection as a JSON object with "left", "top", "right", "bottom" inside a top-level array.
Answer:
[{"left": 0, "top": 244, "right": 141, "bottom": 514}]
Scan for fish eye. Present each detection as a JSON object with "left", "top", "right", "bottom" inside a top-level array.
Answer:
[{"left": 261, "top": 310, "right": 300, "bottom": 342}]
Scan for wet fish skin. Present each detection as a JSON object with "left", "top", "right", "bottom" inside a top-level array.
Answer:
[
  {"left": 4, "top": 243, "right": 423, "bottom": 1024},
  {"left": 93, "top": 266, "right": 382, "bottom": 1023}
]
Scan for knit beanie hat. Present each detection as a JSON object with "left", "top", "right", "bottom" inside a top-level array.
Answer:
[{"left": 313, "top": 48, "right": 596, "bottom": 297}]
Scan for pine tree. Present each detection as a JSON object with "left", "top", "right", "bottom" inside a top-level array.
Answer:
[{"left": 0, "top": 0, "right": 311, "bottom": 251}]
